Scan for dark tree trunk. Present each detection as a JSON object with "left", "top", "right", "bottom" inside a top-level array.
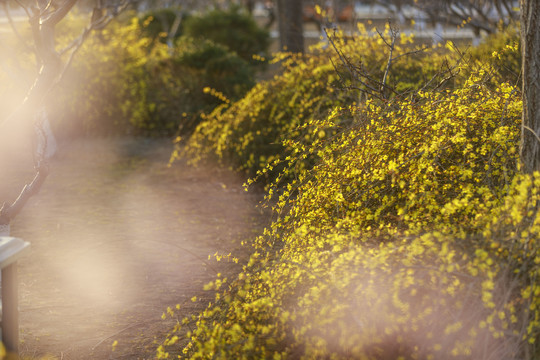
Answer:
[
  {"left": 520, "top": 0, "right": 540, "bottom": 173},
  {"left": 244, "top": 0, "right": 255, "bottom": 14},
  {"left": 276, "top": 0, "right": 304, "bottom": 53}
]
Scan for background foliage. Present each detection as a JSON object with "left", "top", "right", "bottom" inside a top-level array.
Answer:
[
  {"left": 139, "top": 7, "right": 187, "bottom": 44},
  {"left": 182, "top": 5, "right": 270, "bottom": 67},
  {"left": 468, "top": 23, "right": 521, "bottom": 85},
  {"left": 46, "top": 7, "right": 269, "bottom": 138}
]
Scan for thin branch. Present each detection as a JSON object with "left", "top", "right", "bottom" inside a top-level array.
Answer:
[
  {"left": 167, "top": 10, "right": 183, "bottom": 48},
  {"left": 522, "top": 125, "right": 540, "bottom": 145},
  {"left": 324, "top": 27, "right": 385, "bottom": 100},
  {"left": 377, "top": 25, "right": 397, "bottom": 98},
  {"left": 417, "top": 58, "right": 461, "bottom": 94},
  {"left": 390, "top": 46, "right": 430, "bottom": 62},
  {"left": 500, "top": 88, "right": 518, "bottom": 126},
  {"left": 2, "top": 1, "right": 33, "bottom": 53},
  {"left": 92, "top": 322, "right": 150, "bottom": 351},
  {"left": 13, "top": 0, "right": 32, "bottom": 18},
  {"left": 59, "top": 1, "right": 127, "bottom": 55},
  {"left": 325, "top": 28, "right": 357, "bottom": 84},
  {"left": 0, "top": 0, "right": 129, "bottom": 227},
  {"left": 501, "top": 0, "right": 513, "bottom": 17},
  {"left": 328, "top": 55, "right": 382, "bottom": 100},
  {"left": 0, "top": 164, "right": 49, "bottom": 226},
  {"left": 40, "top": 0, "right": 77, "bottom": 27},
  {"left": 58, "top": 0, "right": 129, "bottom": 83}
]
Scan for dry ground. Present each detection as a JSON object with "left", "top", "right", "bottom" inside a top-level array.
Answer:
[{"left": 0, "top": 137, "right": 266, "bottom": 359}]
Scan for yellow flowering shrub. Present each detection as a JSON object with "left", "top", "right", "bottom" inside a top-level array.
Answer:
[
  {"left": 177, "top": 26, "right": 453, "bottom": 181},
  {"left": 159, "top": 26, "right": 537, "bottom": 360},
  {"left": 273, "top": 73, "right": 520, "bottom": 236},
  {"left": 51, "top": 15, "right": 167, "bottom": 136},
  {"left": 176, "top": 49, "right": 347, "bottom": 180},
  {"left": 467, "top": 23, "right": 521, "bottom": 85}
]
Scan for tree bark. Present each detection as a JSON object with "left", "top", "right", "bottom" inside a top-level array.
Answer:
[
  {"left": 0, "top": 0, "right": 123, "bottom": 227},
  {"left": 276, "top": 0, "right": 304, "bottom": 53},
  {"left": 520, "top": 0, "right": 540, "bottom": 173},
  {"left": 244, "top": 0, "right": 255, "bottom": 14}
]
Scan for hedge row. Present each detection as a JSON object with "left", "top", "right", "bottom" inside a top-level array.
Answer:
[
  {"left": 179, "top": 25, "right": 521, "bottom": 182},
  {"left": 159, "top": 25, "right": 538, "bottom": 359}
]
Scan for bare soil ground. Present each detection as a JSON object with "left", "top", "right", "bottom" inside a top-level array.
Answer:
[{"left": 0, "top": 137, "right": 266, "bottom": 359}]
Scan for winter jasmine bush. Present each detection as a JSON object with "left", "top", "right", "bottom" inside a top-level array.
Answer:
[
  {"left": 178, "top": 26, "right": 456, "bottom": 181},
  {"left": 160, "top": 27, "right": 539, "bottom": 359}
]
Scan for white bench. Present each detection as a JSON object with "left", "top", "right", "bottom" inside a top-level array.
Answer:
[{"left": 0, "top": 237, "right": 30, "bottom": 354}]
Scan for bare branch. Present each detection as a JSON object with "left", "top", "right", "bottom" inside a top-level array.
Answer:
[
  {"left": 417, "top": 58, "right": 461, "bottom": 94},
  {"left": 325, "top": 29, "right": 384, "bottom": 100},
  {"left": 40, "top": 0, "right": 78, "bottom": 27},
  {"left": 13, "top": 0, "right": 32, "bottom": 18},
  {"left": 58, "top": 0, "right": 129, "bottom": 83},
  {"left": 0, "top": 164, "right": 49, "bottom": 226},
  {"left": 377, "top": 25, "right": 398, "bottom": 98},
  {"left": 2, "top": 1, "right": 33, "bottom": 53},
  {"left": 390, "top": 46, "right": 430, "bottom": 63},
  {"left": 522, "top": 125, "right": 540, "bottom": 146},
  {"left": 0, "top": 0, "right": 129, "bottom": 226},
  {"left": 167, "top": 9, "right": 183, "bottom": 48}
]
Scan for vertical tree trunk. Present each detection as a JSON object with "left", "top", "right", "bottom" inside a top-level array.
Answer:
[
  {"left": 276, "top": 0, "right": 304, "bottom": 53},
  {"left": 520, "top": 0, "right": 540, "bottom": 173},
  {"left": 244, "top": 0, "right": 255, "bottom": 14},
  {"left": 0, "top": 0, "right": 119, "bottom": 228}
]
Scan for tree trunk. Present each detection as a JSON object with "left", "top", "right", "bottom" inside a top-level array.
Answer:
[
  {"left": 244, "top": 0, "right": 255, "bottom": 14},
  {"left": 520, "top": 0, "right": 540, "bottom": 173},
  {"left": 0, "top": 0, "right": 121, "bottom": 227},
  {"left": 276, "top": 0, "right": 304, "bottom": 53}
]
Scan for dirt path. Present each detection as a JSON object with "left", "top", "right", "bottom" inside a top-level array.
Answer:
[{"left": 1, "top": 137, "right": 265, "bottom": 359}]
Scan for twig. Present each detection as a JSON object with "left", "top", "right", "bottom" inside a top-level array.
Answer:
[
  {"left": 91, "top": 322, "right": 148, "bottom": 351},
  {"left": 324, "top": 28, "right": 384, "bottom": 100},
  {"left": 142, "top": 239, "right": 222, "bottom": 275},
  {"left": 377, "top": 25, "right": 397, "bottom": 98},
  {"left": 40, "top": 0, "right": 77, "bottom": 27},
  {"left": 57, "top": 0, "right": 129, "bottom": 84},
  {"left": 418, "top": 58, "right": 461, "bottom": 94},
  {"left": 500, "top": 88, "right": 518, "bottom": 126},
  {"left": 12, "top": 0, "right": 32, "bottom": 18},
  {"left": 390, "top": 46, "right": 430, "bottom": 62},
  {"left": 522, "top": 125, "right": 540, "bottom": 145},
  {"left": 324, "top": 28, "right": 357, "bottom": 84},
  {"left": 0, "top": 164, "right": 49, "bottom": 225},
  {"left": 2, "top": 2, "right": 33, "bottom": 53}
]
